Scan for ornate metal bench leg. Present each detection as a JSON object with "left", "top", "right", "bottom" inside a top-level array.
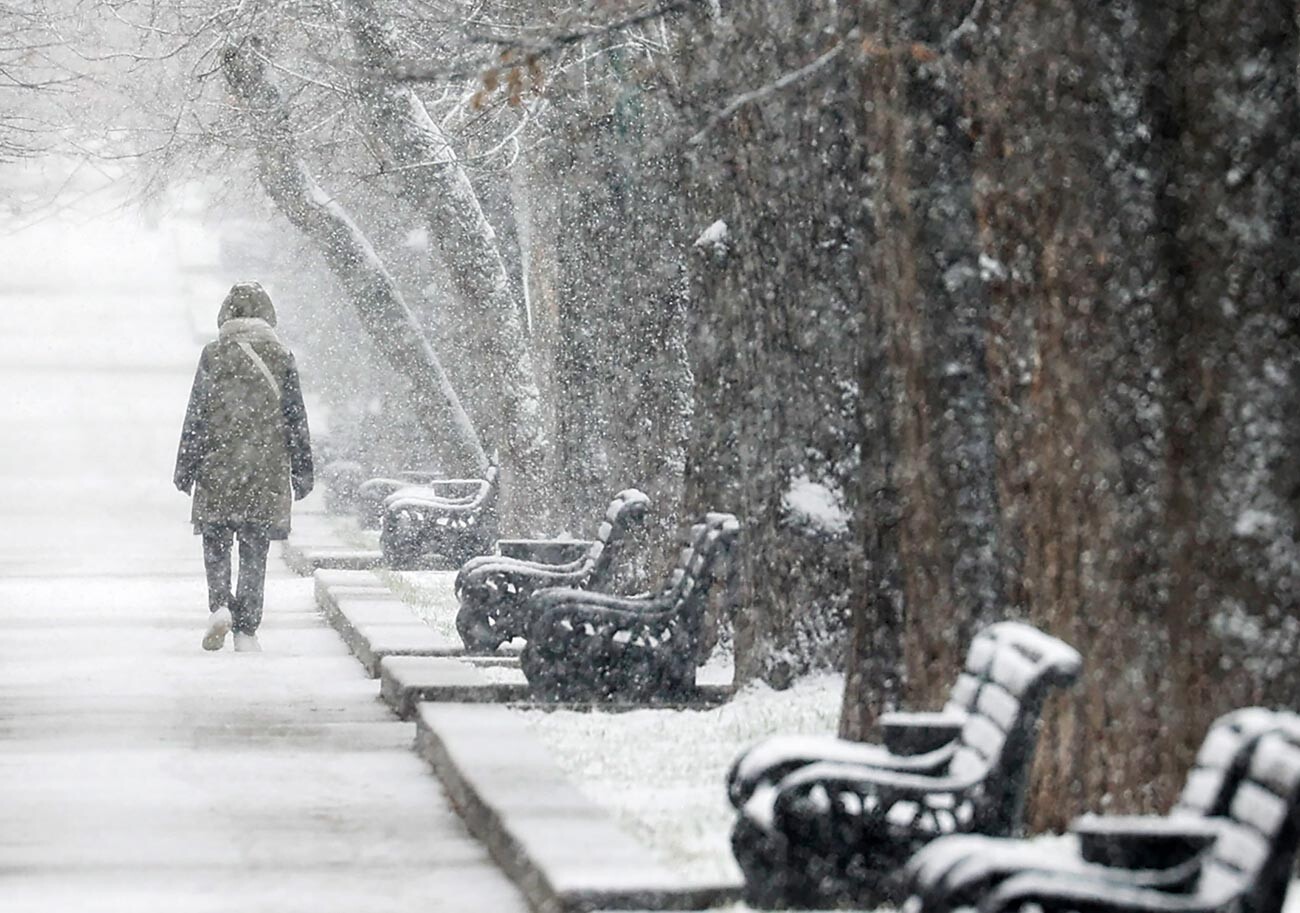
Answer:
[
  {"left": 455, "top": 593, "right": 507, "bottom": 653},
  {"left": 732, "top": 818, "right": 823, "bottom": 909}
]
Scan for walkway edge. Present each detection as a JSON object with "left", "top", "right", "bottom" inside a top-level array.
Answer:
[
  {"left": 414, "top": 702, "right": 742, "bottom": 913},
  {"left": 314, "top": 569, "right": 487, "bottom": 676}
]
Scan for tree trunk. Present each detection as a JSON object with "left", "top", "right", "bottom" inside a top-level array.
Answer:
[
  {"left": 343, "top": 0, "right": 548, "bottom": 526},
  {"left": 846, "top": 1, "right": 1005, "bottom": 735},
  {"left": 837, "top": 0, "right": 1300, "bottom": 831},
  {"left": 1151, "top": 0, "right": 1300, "bottom": 783},
  {"left": 221, "top": 41, "right": 485, "bottom": 471},
  {"left": 677, "top": 3, "right": 866, "bottom": 686}
]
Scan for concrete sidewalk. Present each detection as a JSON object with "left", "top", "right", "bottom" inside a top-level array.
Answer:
[{"left": 0, "top": 209, "right": 531, "bottom": 912}]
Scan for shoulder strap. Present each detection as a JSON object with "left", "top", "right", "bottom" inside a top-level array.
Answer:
[{"left": 237, "top": 341, "right": 281, "bottom": 403}]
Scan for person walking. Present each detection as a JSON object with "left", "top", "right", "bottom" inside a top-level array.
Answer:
[{"left": 174, "top": 281, "right": 313, "bottom": 652}]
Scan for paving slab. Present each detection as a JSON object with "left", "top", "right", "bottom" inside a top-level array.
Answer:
[
  {"left": 314, "top": 568, "right": 515, "bottom": 675},
  {"left": 282, "top": 540, "right": 384, "bottom": 576},
  {"left": 380, "top": 655, "right": 530, "bottom": 717},
  {"left": 414, "top": 702, "right": 742, "bottom": 913}
]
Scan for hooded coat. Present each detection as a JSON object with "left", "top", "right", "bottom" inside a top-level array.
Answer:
[{"left": 174, "top": 283, "right": 313, "bottom": 539}]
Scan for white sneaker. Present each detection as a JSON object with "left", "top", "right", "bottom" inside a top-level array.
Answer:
[
  {"left": 233, "top": 632, "right": 262, "bottom": 653},
  {"left": 202, "top": 607, "right": 232, "bottom": 651}
]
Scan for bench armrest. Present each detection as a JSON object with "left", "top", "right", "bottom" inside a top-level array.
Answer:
[
  {"left": 496, "top": 539, "right": 594, "bottom": 564},
  {"left": 395, "top": 470, "right": 444, "bottom": 483},
  {"left": 1071, "top": 815, "right": 1218, "bottom": 869},
  {"left": 880, "top": 710, "right": 967, "bottom": 756}
]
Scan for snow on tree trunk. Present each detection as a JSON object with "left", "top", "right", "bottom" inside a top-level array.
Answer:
[
  {"left": 840, "top": 0, "right": 1300, "bottom": 831},
  {"left": 343, "top": 0, "right": 547, "bottom": 526},
  {"left": 960, "top": 0, "right": 1175, "bottom": 828},
  {"left": 220, "top": 42, "right": 486, "bottom": 472}
]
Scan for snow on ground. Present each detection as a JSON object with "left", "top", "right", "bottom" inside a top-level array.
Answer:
[{"left": 518, "top": 673, "right": 846, "bottom": 882}]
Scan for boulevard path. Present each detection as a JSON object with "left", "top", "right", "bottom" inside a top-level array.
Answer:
[{"left": 0, "top": 208, "right": 530, "bottom": 912}]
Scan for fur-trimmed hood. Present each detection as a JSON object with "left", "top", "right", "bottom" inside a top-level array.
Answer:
[
  {"left": 217, "top": 281, "right": 277, "bottom": 328},
  {"left": 218, "top": 316, "right": 281, "bottom": 346}
]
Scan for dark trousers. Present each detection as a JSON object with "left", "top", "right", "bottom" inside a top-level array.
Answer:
[{"left": 201, "top": 525, "right": 270, "bottom": 635}]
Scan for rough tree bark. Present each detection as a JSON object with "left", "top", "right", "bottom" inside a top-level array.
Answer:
[
  {"left": 837, "top": 0, "right": 1300, "bottom": 831},
  {"left": 1150, "top": 0, "right": 1300, "bottom": 780},
  {"left": 221, "top": 41, "right": 485, "bottom": 471},
  {"left": 343, "top": 0, "right": 547, "bottom": 524},
  {"left": 958, "top": 0, "right": 1175, "bottom": 826},
  {"left": 843, "top": 0, "right": 1005, "bottom": 741}
]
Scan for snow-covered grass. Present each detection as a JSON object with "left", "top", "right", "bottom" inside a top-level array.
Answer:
[
  {"left": 378, "top": 568, "right": 462, "bottom": 640},
  {"left": 517, "top": 673, "right": 846, "bottom": 883},
  {"left": 333, "top": 518, "right": 379, "bottom": 552}
]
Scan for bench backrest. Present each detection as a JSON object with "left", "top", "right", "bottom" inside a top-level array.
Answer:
[
  {"left": 386, "top": 463, "right": 500, "bottom": 514},
  {"left": 652, "top": 512, "right": 739, "bottom": 667},
  {"left": 1200, "top": 715, "right": 1300, "bottom": 913},
  {"left": 584, "top": 488, "right": 651, "bottom": 581},
  {"left": 943, "top": 622, "right": 1082, "bottom": 835},
  {"left": 657, "top": 512, "right": 739, "bottom": 601},
  {"left": 1172, "top": 708, "right": 1281, "bottom": 819}
]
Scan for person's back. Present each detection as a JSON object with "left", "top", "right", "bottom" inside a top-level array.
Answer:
[{"left": 174, "top": 282, "right": 313, "bottom": 652}]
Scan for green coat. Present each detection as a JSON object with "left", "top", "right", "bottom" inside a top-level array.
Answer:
[{"left": 174, "top": 285, "right": 313, "bottom": 539}]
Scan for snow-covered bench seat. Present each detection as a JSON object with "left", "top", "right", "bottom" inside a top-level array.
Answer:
[
  {"left": 519, "top": 511, "right": 740, "bottom": 702},
  {"left": 453, "top": 489, "right": 650, "bottom": 652},
  {"left": 727, "top": 621, "right": 1083, "bottom": 908}
]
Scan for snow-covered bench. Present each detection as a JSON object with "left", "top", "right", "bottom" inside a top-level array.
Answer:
[
  {"left": 905, "top": 707, "right": 1285, "bottom": 913},
  {"left": 914, "top": 711, "right": 1300, "bottom": 913},
  {"left": 377, "top": 464, "right": 500, "bottom": 569},
  {"left": 727, "top": 621, "right": 1083, "bottom": 908},
  {"left": 519, "top": 512, "right": 740, "bottom": 702},
  {"left": 453, "top": 489, "right": 651, "bottom": 652},
  {"left": 355, "top": 468, "right": 487, "bottom": 530}
]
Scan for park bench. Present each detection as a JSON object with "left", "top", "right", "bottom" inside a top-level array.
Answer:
[
  {"left": 727, "top": 620, "right": 1083, "bottom": 908},
  {"left": 356, "top": 469, "right": 484, "bottom": 529},
  {"left": 519, "top": 511, "right": 739, "bottom": 702},
  {"left": 377, "top": 465, "right": 500, "bottom": 569},
  {"left": 453, "top": 488, "right": 651, "bottom": 652},
  {"left": 948, "top": 713, "right": 1300, "bottom": 913},
  {"left": 905, "top": 707, "right": 1284, "bottom": 913}
]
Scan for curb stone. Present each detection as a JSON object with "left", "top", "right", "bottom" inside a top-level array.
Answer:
[
  {"left": 283, "top": 513, "right": 382, "bottom": 576},
  {"left": 313, "top": 570, "right": 461, "bottom": 677},
  {"left": 378, "top": 655, "right": 735, "bottom": 718},
  {"left": 414, "top": 702, "right": 743, "bottom": 913},
  {"left": 380, "top": 656, "right": 529, "bottom": 718},
  {"left": 314, "top": 569, "right": 524, "bottom": 677}
]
